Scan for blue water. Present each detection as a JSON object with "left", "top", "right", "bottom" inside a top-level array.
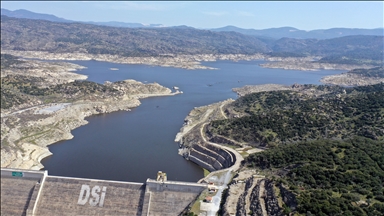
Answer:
[{"left": 41, "top": 60, "right": 344, "bottom": 182}]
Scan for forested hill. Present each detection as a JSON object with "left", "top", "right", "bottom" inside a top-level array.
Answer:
[
  {"left": 211, "top": 25, "right": 384, "bottom": 40},
  {"left": 208, "top": 83, "right": 384, "bottom": 147},
  {"left": 347, "top": 66, "right": 384, "bottom": 78},
  {"left": 0, "top": 15, "right": 270, "bottom": 56},
  {"left": 272, "top": 36, "right": 384, "bottom": 65},
  {"left": 246, "top": 137, "right": 384, "bottom": 215},
  {"left": 222, "top": 83, "right": 384, "bottom": 215},
  {"left": 1, "top": 15, "right": 383, "bottom": 62}
]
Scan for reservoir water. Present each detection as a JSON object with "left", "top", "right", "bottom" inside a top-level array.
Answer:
[{"left": 41, "top": 60, "right": 343, "bottom": 183}]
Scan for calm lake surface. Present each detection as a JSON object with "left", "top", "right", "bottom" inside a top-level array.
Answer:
[{"left": 41, "top": 60, "right": 343, "bottom": 183}]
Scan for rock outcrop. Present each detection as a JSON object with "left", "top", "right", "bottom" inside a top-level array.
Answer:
[
  {"left": 279, "top": 184, "right": 297, "bottom": 212},
  {"left": 321, "top": 73, "right": 384, "bottom": 86},
  {"left": 249, "top": 179, "right": 264, "bottom": 216},
  {"left": 236, "top": 177, "right": 254, "bottom": 215},
  {"left": 264, "top": 179, "right": 283, "bottom": 216},
  {"left": 260, "top": 57, "right": 374, "bottom": 71},
  {"left": 232, "top": 84, "right": 291, "bottom": 97}
]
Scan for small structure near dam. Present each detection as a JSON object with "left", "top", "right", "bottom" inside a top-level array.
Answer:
[{"left": 0, "top": 168, "right": 207, "bottom": 215}]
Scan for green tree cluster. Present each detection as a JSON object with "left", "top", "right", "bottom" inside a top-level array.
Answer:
[
  {"left": 208, "top": 83, "right": 384, "bottom": 146},
  {"left": 246, "top": 137, "right": 384, "bottom": 215}
]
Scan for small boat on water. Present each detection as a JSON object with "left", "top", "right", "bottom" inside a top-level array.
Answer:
[{"left": 110, "top": 68, "right": 119, "bottom": 71}]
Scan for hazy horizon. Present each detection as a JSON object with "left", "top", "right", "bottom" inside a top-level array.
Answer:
[{"left": 1, "top": 1, "right": 383, "bottom": 30}]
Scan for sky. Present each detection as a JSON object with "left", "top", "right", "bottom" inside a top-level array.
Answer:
[{"left": 1, "top": 1, "right": 383, "bottom": 30}]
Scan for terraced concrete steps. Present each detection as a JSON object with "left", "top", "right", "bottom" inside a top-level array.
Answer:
[
  {"left": 190, "top": 148, "right": 224, "bottom": 170},
  {"left": 189, "top": 154, "right": 216, "bottom": 171},
  {"left": 192, "top": 144, "right": 227, "bottom": 167},
  {"left": 204, "top": 144, "right": 235, "bottom": 167},
  {"left": 189, "top": 142, "right": 235, "bottom": 172}
]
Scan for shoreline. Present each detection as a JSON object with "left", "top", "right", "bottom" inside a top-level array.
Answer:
[
  {"left": 2, "top": 50, "right": 265, "bottom": 70},
  {"left": 320, "top": 73, "right": 384, "bottom": 86},
  {"left": 259, "top": 56, "right": 376, "bottom": 71},
  {"left": 0, "top": 56, "right": 182, "bottom": 170},
  {"left": 2, "top": 52, "right": 378, "bottom": 180},
  {"left": 174, "top": 99, "right": 253, "bottom": 182},
  {"left": 3, "top": 50, "right": 376, "bottom": 72},
  {"left": 178, "top": 72, "right": 382, "bottom": 184},
  {"left": 1, "top": 91, "right": 182, "bottom": 170},
  {"left": 259, "top": 61, "right": 374, "bottom": 71}
]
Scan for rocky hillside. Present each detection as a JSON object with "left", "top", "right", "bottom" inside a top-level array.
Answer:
[
  {"left": 244, "top": 137, "right": 384, "bottom": 215},
  {"left": 198, "top": 83, "right": 384, "bottom": 216},
  {"left": 211, "top": 25, "right": 384, "bottom": 40},
  {"left": 271, "top": 36, "right": 383, "bottom": 65},
  {"left": 0, "top": 15, "right": 269, "bottom": 56},
  {"left": 207, "top": 83, "right": 384, "bottom": 147},
  {"left": 321, "top": 66, "right": 384, "bottom": 86},
  {"left": 1, "top": 15, "right": 383, "bottom": 66},
  {"left": 272, "top": 36, "right": 383, "bottom": 56},
  {"left": 177, "top": 82, "right": 384, "bottom": 215}
]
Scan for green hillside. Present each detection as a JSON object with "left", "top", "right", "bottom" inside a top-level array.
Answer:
[
  {"left": 245, "top": 137, "right": 384, "bottom": 216},
  {"left": 0, "top": 15, "right": 269, "bottom": 56},
  {"left": 208, "top": 83, "right": 384, "bottom": 147}
]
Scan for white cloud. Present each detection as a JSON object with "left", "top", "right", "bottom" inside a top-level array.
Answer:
[
  {"left": 119, "top": 2, "right": 167, "bottom": 11},
  {"left": 202, "top": 11, "right": 228, "bottom": 16},
  {"left": 202, "top": 10, "right": 254, "bottom": 17},
  {"left": 94, "top": 1, "right": 185, "bottom": 12},
  {"left": 236, "top": 11, "right": 254, "bottom": 17}
]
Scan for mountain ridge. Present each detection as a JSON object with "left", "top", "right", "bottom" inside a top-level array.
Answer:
[
  {"left": 0, "top": 15, "right": 271, "bottom": 56},
  {"left": 1, "top": 14, "right": 383, "bottom": 66},
  {"left": 210, "top": 25, "right": 384, "bottom": 39},
  {"left": 2, "top": 8, "right": 382, "bottom": 39},
  {"left": 1, "top": 8, "right": 166, "bottom": 29}
]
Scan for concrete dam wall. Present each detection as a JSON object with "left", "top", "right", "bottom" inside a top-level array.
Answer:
[
  {"left": 0, "top": 168, "right": 207, "bottom": 216},
  {"left": 188, "top": 143, "right": 235, "bottom": 172}
]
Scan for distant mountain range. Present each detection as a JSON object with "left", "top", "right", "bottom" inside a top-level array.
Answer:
[
  {"left": 210, "top": 25, "right": 384, "bottom": 40},
  {"left": 0, "top": 15, "right": 271, "bottom": 56},
  {"left": 1, "top": 8, "right": 72, "bottom": 23},
  {"left": 1, "top": 8, "right": 165, "bottom": 28},
  {"left": 2, "top": 14, "right": 383, "bottom": 65},
  {"left": 2, "top": 8, "right": 383, "bottom": 40}
]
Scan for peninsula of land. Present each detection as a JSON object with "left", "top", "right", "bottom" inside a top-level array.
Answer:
[
  {"left": 320, "top": 66, "right": 384, "bottom": 86},
  {"left": 1, "top": 54, "right": 181, "bottom": 169},
  {"left": 260, "top": 56, "right": 375, "bottom": 71}
]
